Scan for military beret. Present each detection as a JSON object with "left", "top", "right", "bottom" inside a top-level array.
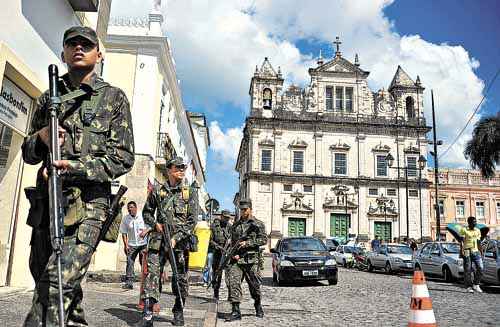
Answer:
[
  {"left": 239, "top": 199, "right": 252, "bottom": 209},
  {"left": 166, "top": 156, "right": 186, "bottom": 169},
  {"left": 221, "top": 210, "right": 231, "bottom": 218},
  {"left": 63, "top": 26, "right": 98, "bottom": 46}
]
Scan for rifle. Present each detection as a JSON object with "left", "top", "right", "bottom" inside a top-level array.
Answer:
[
  {"left": 94, "top": 185, "right": 128, "bottom": 249},
  {"left": 47, "top": 64, "right": 65, "bottom": 327},
  {"left": 161, "top": 223, "right": 184, "bottom": 309}
]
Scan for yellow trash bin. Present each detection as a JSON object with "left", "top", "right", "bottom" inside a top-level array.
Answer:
[{"left": 188, "top": 221, "right": 211, "bottom": 271}]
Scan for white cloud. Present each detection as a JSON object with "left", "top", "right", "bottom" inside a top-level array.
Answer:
[
  {"left": 209, "top": 121, "right": 243, "bottom": 170},
  {"left": 110, "top": 0, "right": 485, "bottom": 168}
]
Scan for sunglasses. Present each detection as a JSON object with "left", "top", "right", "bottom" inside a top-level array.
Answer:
[
  {"left": 64, "top": 39, "right": 97, "bottom": 52},
  {"left": 173, "top": 164, "right": 187, "bottom": 170}
]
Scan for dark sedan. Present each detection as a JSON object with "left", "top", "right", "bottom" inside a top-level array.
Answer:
[{"left": 271, "top": 237, "right": 338, "bottom": 286}]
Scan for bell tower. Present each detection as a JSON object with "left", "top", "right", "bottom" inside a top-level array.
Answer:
[
  {"left": 249, "top": 57, "right": 284, "bottom": 118},
  {"left": 388, "top": 65, "right": 425, "bottom": 121}
]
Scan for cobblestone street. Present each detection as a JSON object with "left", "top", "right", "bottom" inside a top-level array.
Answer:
[{"left": 216, "top": 258, "right": 499, "bottom": 327}]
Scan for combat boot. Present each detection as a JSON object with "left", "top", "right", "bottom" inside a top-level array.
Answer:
[
  {"left": 213, "top": 287, "right": 219, "bottom": 301},
  {"left": 135, "top": 298, "right": 154, "bottom": 327},
  {"left": 225, "top": 303, "right": 241, "bottom": 322},
  {"left": 255, "top": 301, "right": 264, "bottom": 318},
  {"left": 171, "top": 298, "right": 185, "bottom": 326}
]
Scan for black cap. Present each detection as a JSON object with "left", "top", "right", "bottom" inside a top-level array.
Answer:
[
  {"left": 166, "top": 156, "right": 186, "bottom": 169},
  {"left": 239, "top": 199, "right": 252, "bottom": 209},
  {"left": 63, "top": 26, "right": 98, "bottom": 46},
  {"left": 221, "top": 210, "right": 231, "bottom": 218}
]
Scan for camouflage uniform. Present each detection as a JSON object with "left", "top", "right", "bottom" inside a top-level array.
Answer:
[
  {"left": 141, "top": 179, "right": 198, "bottom": 315},
  {"left": 22, "top": 71, "right": 135, "bottom": 326},
  {"left": 225, "top": 216, "right": 267, "bottom": 304},
  {"left": 209, "top": 212, "right": 231, "bottom": 298}
]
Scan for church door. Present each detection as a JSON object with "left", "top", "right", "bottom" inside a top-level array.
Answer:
[
  {"left": 374, "top": 222, "right": 392, "bottom": 242},
  {"left": 288, "top": 218, "right": 306, "bottom": 237},
  {"left": 330, "top": 214, "right": 350, "bottom": 242}
]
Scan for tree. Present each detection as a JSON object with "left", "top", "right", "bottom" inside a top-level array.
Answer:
[{"left": 464, "top": 112, "right": 500, "bottom": 178}]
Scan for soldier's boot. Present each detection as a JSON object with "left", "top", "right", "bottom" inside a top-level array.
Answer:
[
  {"left": 213, "top": 287, "right": 220, "bottom": 301},
  {"left": 135, "top": 298, "right": 154, "bottom": 327},
  {"left": 225, "top": 303, "right": 241, "bottom": 322},
  {"left": 171, "top": 298, "right": 185, "bottom": 326},
  {"left": 254, "top": 300, "right": 264, "bottom": 318}
]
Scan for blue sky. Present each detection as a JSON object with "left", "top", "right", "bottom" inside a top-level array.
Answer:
[{"left": 111, "top": 0, "right": 500, "bottom": 211}]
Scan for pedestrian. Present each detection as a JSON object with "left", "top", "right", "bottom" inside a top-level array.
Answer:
[
  {"left": 137, "top": 157, "right": 198, "bottom": 327},
  {"left": 209, "top": 209, "right": 232, "bottom": 300},
  {"left": 225, "top": 199, "right": 267, "bottom": 322},
  {"left": 22, "top": 26, "right": 135, "bottom": 326},
  {"left": 371, "top": 235, "right": 381, "bottom": 252},
  {"left": 120, "top": 201, "right": 148, "bottom": 289},
  {"left": 460, "top": 216, "right": 484, "bottom": 293}
]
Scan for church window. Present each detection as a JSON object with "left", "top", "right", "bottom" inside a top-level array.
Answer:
[
  {"left": 376, "top": 155, "right": 388, "bottom": 177},
  {"left": 263, "top": 88, "right": 272, "bottom": 109},
  {"left": 261, "top": 149, "right": 272, "bottom": 171},
  {"left": 303, "top": 185, "right": 313, "bottom": 193},
  {"left": 292, "top": 151, "right": 304, "bottom": 173},
  {"left": 476, "top": 201, "right": 485, "bottom": 219},
  {"left": 406, "top": 96, "right": 415, "bottom": 119},
  {"left": 368, "top": 188, "right": 378, "bottom": 196},
  {"left": 335, "top": 86, "right": 343, "bottom": 110},
  {"left": 406, "top": 156, "right": 417, "bottom": 177},
  {"left": 409, "top": 189, "right": 419, "bottom": 197},
  {"left": 325, "top": 86, "right": 333, "bottom": 111},
  {"left": 345, "top": 87, "right": 353, "bottom": 112},
  {"left": 284, "top": 184, "right": 293, "bottom": 192},
  {"left": 333, "top": 153, "right": 347, "bottom": 175}
]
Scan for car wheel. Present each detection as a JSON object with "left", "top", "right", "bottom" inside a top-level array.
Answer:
[
  {"left": 385, "top": 262, "right": 393, "bottom": 274},
  {"left": 328, "top": 275, "right": 338, "bottom": 285},
  {"left": 367, "top": 260, "right": 374, "bottom": 272},
  {"left": 443, "top": 266, "right": 454, "bottom": 283}
]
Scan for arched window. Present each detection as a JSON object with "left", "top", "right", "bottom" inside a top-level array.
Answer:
[
  {"left": 406, "top": 96, "right": 415, "bottom": 119},
  {"left": 263, "top": 88, "right": 272, "bottom": 109}
]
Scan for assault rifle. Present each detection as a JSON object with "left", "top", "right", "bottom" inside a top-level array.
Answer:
[
  {"left": 94, "top": 185, "right": 128, "bottom": 249},
  {"left": 47, "top": 64, "right": 65, "bottom": 327},
  {"left": 161, "top": 223, "right": 184, "bottom": 309}
]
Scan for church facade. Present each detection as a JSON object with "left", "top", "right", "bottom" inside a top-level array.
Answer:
[{"left": 235, "top": 41, "right": 432, "bottom": 249}]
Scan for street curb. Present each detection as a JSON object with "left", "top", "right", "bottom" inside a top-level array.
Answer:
[{"left": 203, "top": 301, "right": 218, "bottom": 327}]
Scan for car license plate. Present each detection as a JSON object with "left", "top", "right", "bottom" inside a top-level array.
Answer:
[{"left": 302, "top": 270, "right": 318, "bottom": 277}]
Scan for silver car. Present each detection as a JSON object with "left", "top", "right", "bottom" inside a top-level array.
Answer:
[
  {"left": 482, "top": 239, "right": 500, "bottom": 285},
  {"left": 367, "top": 243, "right": 414, "bottom": 274},
  {"left": 414, "top": 242, "right": 463, "bottom": 282}
]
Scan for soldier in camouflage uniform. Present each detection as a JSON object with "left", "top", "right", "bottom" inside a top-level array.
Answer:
[
  {"left": 225, "top": 199, "right": 267, "bottom": 321},
  {"left": 138, "top": 157, "right": 198, "bottom": 327},
  {"left": 209, "top": 209, "right": 232, "bottom": 300},
  {"left": 22, "top": 26, "right": 135, "bottom": 326}
]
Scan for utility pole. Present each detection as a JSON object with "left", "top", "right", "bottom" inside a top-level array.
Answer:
[{"left": 431, "top": 90, "right": 441, "bottom": 240}]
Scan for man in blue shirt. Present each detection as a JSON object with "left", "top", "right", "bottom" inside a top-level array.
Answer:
[{"left": 371, "top": 235, "right": 381, "bottom": 251}]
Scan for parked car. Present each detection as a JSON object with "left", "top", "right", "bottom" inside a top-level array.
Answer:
[
  {"left": 271, "top": 237, "right": 338, "bottom": 286},
  {"left": 324, "top": 238, "right": 340, "bottom": 254},
  {"left": 482, "top": 239, "right": 500, "bottom": 285},
  {"left": 366, "top": 243, "right": 414, "bottom": 274},
  {"left": 414, "top": 242, "right": 463, "bottom": 282},
  {"left": 332, "top": 245, "right": 357, "bottom": 267}
]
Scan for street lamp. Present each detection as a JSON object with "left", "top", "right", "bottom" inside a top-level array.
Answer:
[
  {"left": 376, "top": 194, "right": 389, "bottom": 242},
  {"left": 386, "top": 153, "right": 410, "bottom": 241},
  {"left": 417, "top": 155, "right": 427, "bottom": 242}
]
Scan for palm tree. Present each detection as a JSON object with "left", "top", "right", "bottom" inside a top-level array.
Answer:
[{"left": 464, "top": 112, "right": 500, "bottom": 178}]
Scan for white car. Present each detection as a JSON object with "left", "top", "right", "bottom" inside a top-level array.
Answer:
[{"left": 332, "top": 245, "right": 356, "bottom": 267}]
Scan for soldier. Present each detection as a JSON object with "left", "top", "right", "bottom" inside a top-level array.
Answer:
[
  {"left": 22, "top": 26, "right": 135, "bottom": 326},
  {"left": 209, "top": 209, "right": 232, "bottom": 300},
  {"left": 225, "top": 199, "right": 267, "bottom": 322},
  {"left": 138, "top": 157, "right": 198, "bottom": 327}
]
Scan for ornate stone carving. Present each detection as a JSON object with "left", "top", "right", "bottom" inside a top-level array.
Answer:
[
  {"left": 282, "top": 191, "right": 313, "bottom": 212},
  {"left": 258, "top": 137, "right": 274, "bottom": 147},
  {"left": 329, "top": 140, "right": 351, "bottom": 151},
  {"left": 289, "top": 137, "right": 308, "bottom": 148},
  {"left": 372, "top": 141, "right": 391, "bottom": 152}
]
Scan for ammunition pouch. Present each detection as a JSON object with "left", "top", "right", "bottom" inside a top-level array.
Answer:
[
  {"left": 64, "top": 187, "right": 84, "bottom": 227},
  {"left": 100, "top": 193, "right": 125, "bottom": 243},
  {"left": 77, "top": 220, "right": 101, "bottom": 250},
  {"left": 24, "top": 187, "right": 48, "bottom": 228},
  {"left": 148, "top": 231, "right": 163, "bottom": 251}
]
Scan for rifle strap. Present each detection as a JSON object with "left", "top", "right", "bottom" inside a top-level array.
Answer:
[{"left": 81, "top": 83, "right": 109, "bottom": 156}]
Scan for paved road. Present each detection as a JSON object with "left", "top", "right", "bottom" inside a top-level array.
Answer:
[{"left": 215, "top": 258, "right": 500, "bottom": 327}]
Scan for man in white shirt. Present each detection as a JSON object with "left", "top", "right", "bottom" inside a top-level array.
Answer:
[{"left": 120, "top": 201, "right": 148, "bottom": 289}]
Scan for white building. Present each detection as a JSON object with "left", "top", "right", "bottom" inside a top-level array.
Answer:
[
  {"left": 236, "top": 41, "right": 432, "bottom": 249},
  {"left": 0, "top": 0, "right": 111, "bottom": 287}
]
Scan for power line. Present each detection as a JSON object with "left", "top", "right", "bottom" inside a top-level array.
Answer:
[{"left": 438, "top": 68, "right": 500, "bottom": 159}]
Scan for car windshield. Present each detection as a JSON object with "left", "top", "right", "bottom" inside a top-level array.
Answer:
[
  {"left": 282, "top": 239, "right": 326, "bottom": 252},
  {"left": 325, "top": 239, "right": 338, "bottom": 247},
  {"left": 441, "top": 243, "right": 460, "bottom": 254},
  {"left": 343, "top": 246, "right": 356, "bottom": 253},
  {"left": 387, "top": 246, "right": 412, "bottom": 254}
]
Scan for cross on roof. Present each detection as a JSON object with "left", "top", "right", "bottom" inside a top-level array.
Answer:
[{"left": 334, "top": 36, "right": 342, "bottom": 57}]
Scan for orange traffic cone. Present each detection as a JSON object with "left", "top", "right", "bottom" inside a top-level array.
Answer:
[{"left": 408, "top": 270, "right": 437, "bottom": 327}]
